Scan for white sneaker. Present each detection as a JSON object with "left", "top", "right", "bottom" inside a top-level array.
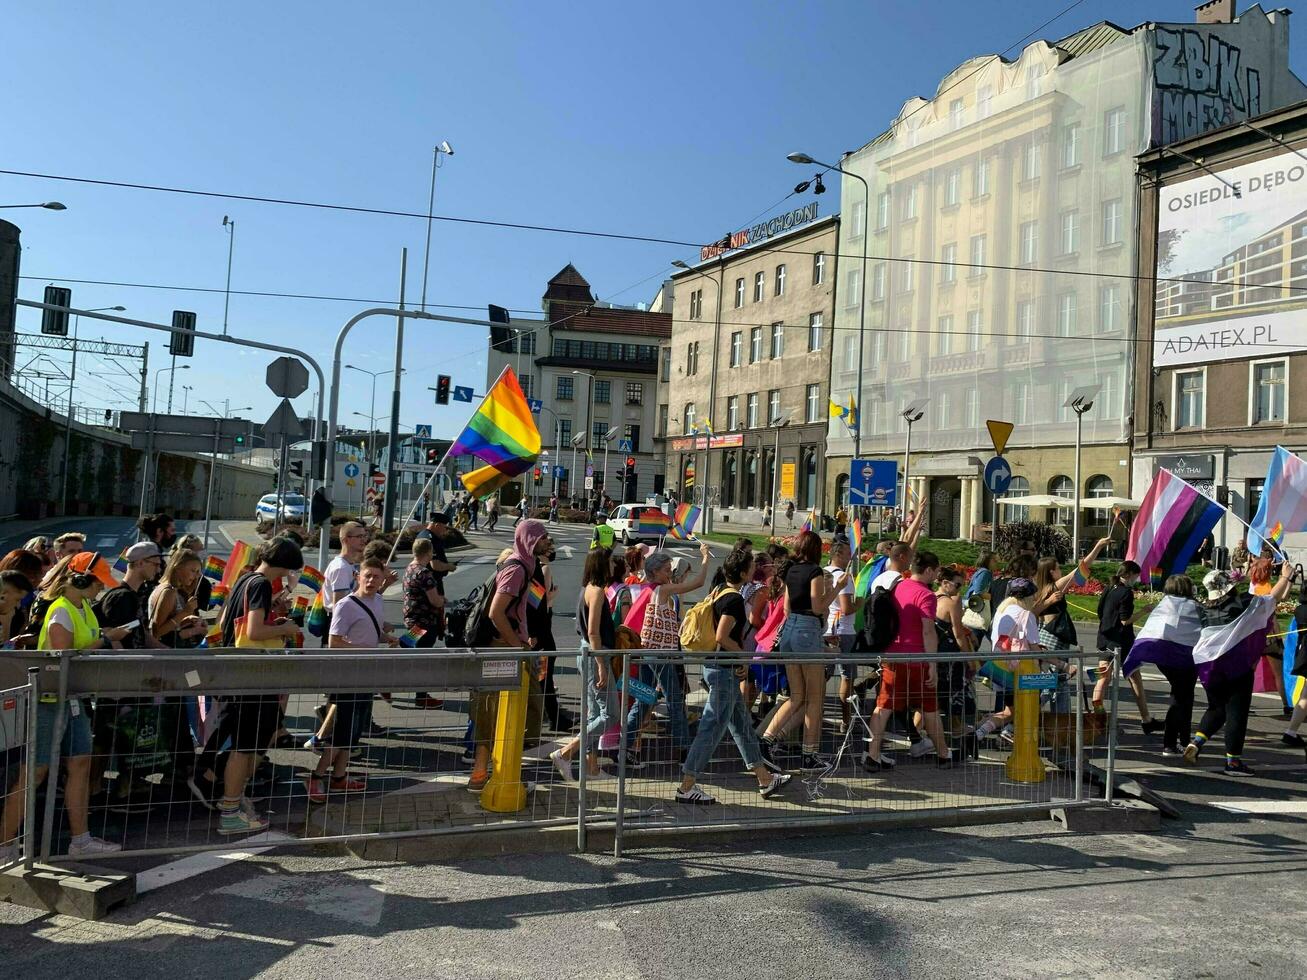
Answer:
[
  {"left": 549, "top": 749, "right": 577, "bottom": 787},
  {"left": 68, "top": 836, "right": 122, "bottom": 856},
  {"left": 1, "top": 842, "right": 20, "bottom": 866},
  {"left": 909, "top": 736, "right": 935, "bottom": 758}
]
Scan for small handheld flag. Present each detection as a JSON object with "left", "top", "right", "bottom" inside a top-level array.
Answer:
[
  {"left": 800, "top": 507, "right": 817, "bottom": 534},
  {"left": 526, "top": 579, "right": 547, "bottom": 609},
  {"left": 849, "top": 520, "right": 863, "bottom": 555},
  {"left": 299, "top": 565, "right": 325, "bottom": 593},
  {"left": 635, "top": 509, "right": 673, "bottom": 538},
  {"left": 398, "top": 626, "right": 427, "bottom": 648},
  {"left": 221, "top": 541, "right": 256, "bottom": 587},
  {"left": 202, "top": 555, "right": 226, "bottom": 581},
  {"left": 670, "top": 503, "right": 702, "bottom": 540}
]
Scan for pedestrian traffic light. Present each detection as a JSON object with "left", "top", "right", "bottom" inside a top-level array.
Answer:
[
  {"left": 625, "top": 456, "right": 636, "bottom": 475},
  {"left": 425, "top": 447, "right": 438, "bottom": 465},
  {"left": 533, "top": 466, "right": 542, "bottom": 484},
  {"left": 435, "top": 375, "right": 451, "bottom": 405}
]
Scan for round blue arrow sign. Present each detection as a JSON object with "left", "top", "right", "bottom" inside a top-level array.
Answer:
[{"left": 984, "top": 455, "right": 1012, "bottom": 495}]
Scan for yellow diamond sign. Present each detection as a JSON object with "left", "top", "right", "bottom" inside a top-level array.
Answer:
[{"left": 986, "top": 420, "right": 1014, "bottom": 456}]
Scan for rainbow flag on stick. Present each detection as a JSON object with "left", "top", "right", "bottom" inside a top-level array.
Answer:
[
  {"left": 526, "top": 579, "right": 547, "bottom": 609},
  {"left": 221, "top": 540, "right": 256, "bottom": 587},
  {"left": 202, "top": 555, "right": 226, "bottom": 581},
  {"left": 299, "top": 564, "right": 325, "bottom": 593},
  {"left": 800, "top": 507, "right": 817, "bottom": 534},
  {"left": 398, "top": 626, "right": 427, "bottom": 648},
  {"left": 635, "top": 509, "right": 673, "bottom": 538},
  {"left": 669, "top": 503, "right": 702, "bottom": 540},
  {"left": 452, "top": 366, "right": 541, "bottom": 499},
  {"left": 849, "top": 519, "right": 863, "bottom": 555},
  {"left": 209, "top": 582, "right": 230, "bottom": 610},
  {"left": 112, "top": 548, "right": 130, "bottom": 574}
]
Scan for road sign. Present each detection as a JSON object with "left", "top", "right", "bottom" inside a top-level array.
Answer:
[
  {"left": 527, "top": 398, "right": 543, "bottom": 415},
  {"left": 393, "top": 461, "right": 435, "bottom": 474},
  {"left": 986, "top": 419, "right": 1014, "bottom": 455},
  {"left": 617, "top": 438, "right": 633, "bottom": 453},
  {"left": 119, "top": 412, "right": 249, "bottom": 438},
  {"left": 131, "top": 432, "right": 236, "bottom": 453},
  {"left": 553, "top": 465, "right": 565, "bottom": 478},
  {"left": 584, "top": 476, "right": 594, "bottom": 490},
  {"left": 346, "top": 478, "right": 356, "bottom": 487},
  {"left": 344, "top": 462, "right": 360, "bottom": 478},
  {"left": 585, "top": 463, "right": 594, "bottom": 477},
  {"left": 414, "top": 424, "right": 432, "bottom": 439},
  {"left": 263, "top": 398, "right": 306, "bottom": 447},
  {"left": 984, "top": 455, "right": 1013, "bottom": 495},
  {"left": 849, "top": 458, "right": 897, "bottom": 507},
  {"left": 266, "top": 356, "right": 309, "bottom": 399},
  {"left": 371, "top": 472, "right": 386, "bottom": 485},
  {"left": 453, "top": 386, "right": 474, "bottom": 403}
]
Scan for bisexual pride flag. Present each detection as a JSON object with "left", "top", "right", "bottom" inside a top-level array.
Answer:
[{"left": 1127, "top": 468, "right": 1224, "bottom": 578}]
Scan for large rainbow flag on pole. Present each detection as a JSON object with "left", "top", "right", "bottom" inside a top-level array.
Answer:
[
  {"left": 1249, "top": 446, "right": 1307, "bottom": 555},
  {"left": 1126, "top": 468, "right": 1225, "bottom": 578},
  {"left": 452, "top": 366, "right": 541, "bottom": 498}
]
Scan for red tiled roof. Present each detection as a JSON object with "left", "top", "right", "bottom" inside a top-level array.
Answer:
[{"left": 552, "top": 304, "right": 671, "bottom": 338}]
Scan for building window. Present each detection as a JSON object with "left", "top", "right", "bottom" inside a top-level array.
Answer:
[
  {"left": 871, "top": 263, "right": 885, "bottom": 301},
  {"left": 1026, "top": 64, "right": 1044, "bottom": 100},
  {"left": 1060, "top": 210, "right": 1080, "bottom": 255},
  {"left": 768, "top": 389, "right": 781, "bottom": 424},
  {"left": 1062, "top": 123, "right": 1081, "bottom": 168},
  {"left": 846, "top": 268, "right": 863, "bottom": 308},
  {"left": 969, "top": 236, "right": 986, "bottom": 277},
  {"left": 949, "top": 98, "right": 964, "bottom": 131},
  {"left": 775, "top": 264, "right": 786, "bottom": 296},
  {"left": 1253, "top": 360, "right": 1287, "bottom": 423},
  {"left": 1248, "top": 479, "right": 1265, "bottom": 522},
  {"left": 518, "top": 374, "right": 534, "bottom": 400},
  {"left": 901, "top": 184, "right": 917, "bottom": 221},
  {"left": 660, "top": 347, "right": 671, "bottom": 382},
  {"left": 684, "top": 403, "right": 696, "bottom": 432},
  {"left": 1104, "top": 107, "right": 1126, "bottom": 156},
  {"left": 1099, "top": 285, "right": 1120, "bottom": 332},
  {"left": 623, "top": 424, "right": 641, "bottom": 453},
  {"left": 1022, "top": 141, "right": 1041, "bottom": 182},
  {"left": 734, "top": 278, "right": 745, "bottom": 308},
  {"left": 729, "top": 331, "right": 742, "bottom": 368},
  {"left": 941, "top": 243, "right": 957, "bottom": 283},
  {"left": 965, "top": 388, "right": 978, "bottom": 427},
  {"left": 1176, "top": 370, "right": 1205, "bottom": 429},
  {"left": 771, "top": 321, "right": 785, "bottom": 359},
  {"left": 1057, "top": 292, "right": 1077, "bottom": 337},
  {"left": 591, "top": 421, "right": 608, "bottom": 450},
  {"left": 753, "top": 271, "right": 765, "bottom": 303},
  {"left": 842, "top": 334, "right": 857, "bottom": 372},
  {"left": 1101, "top": 198, "right": 1123, "bottom": 246},
  {"left": 556, "top": 375, "right": 574, "bottom": 401},
  {"left": 1096, "top": 372, "right": 1119, "bottom": 420},
  {"left": 686, "top": 341, "right": 699, "bottom": 376},
  {"left": 807, "top": 313, "right": 822, "bottom": 352},
  {"left": 593, "top": 379, "right": 611, "bottom": 404},
  {"left": 966, "top": 310, "right": 982, "bottom": 351},
  {"left": 812, "top": 251, "right": 826, "bottom": 285},
  {"left": 1019, "top": 221, "right": 1038, "bottom": 265},
  {"left": 936, "top": 392, "right": 951, "bottom": 429},
  {"left": 1050, "top": 474, "right": 1074, "bottom": 526},
  {"left": 1015, "top": 381, "right": 1030, "bottom": 424},
  {"left": 749, "top": 326, "right": 762, "bottom": 363},
  {"left": 805, "top": 384, "right": 821, "bottom": 423},
  {"left": 746, "top": 392, "right": 759, "bottom": 429},
  {"left": 974, "top": 157, "right": 991, "bottom": 197},
  {"left": 900, "top": 260, "right": 915, "bottom": 292},
  {"left": 727, "top": 396, "right": 739, "bottom": 431},
  {"left": 976, "top": 85, "right": 993, "bottom": 120},
  {"left": 625, "top": 381, "right": 643, "bottom": 405},
  {"left": 658, "top": 404, "right": 668, "bottom": 437},
  {"left": 558, "top": 418, "right": 572, "bottom": 446},
  {"left": 689, "top": 288, "right": 703, "bottom": 320},
  {"left": 1006, "top": 476, "right": 1031, "bottom": 522},
  {"left": 937, "top": 315, "right": 954, "bottom": 355},
  {"left": 894, "top": 327, "right": 910, "bottom": 362},
  {"left": 1016, "top": 300, "right": 1035, "bottom": 338},
  {"left": 943, "top": 168, "right": 960, "bottom": 206},
  {"left": 875, "top": 192, "right": 889, "bottom": 230},
  {"left": 852, "top": 199, "right": 867, "bottom": 238},
  {"left": 1057, "top": 379, "right": 1074, "bottom": 423}
]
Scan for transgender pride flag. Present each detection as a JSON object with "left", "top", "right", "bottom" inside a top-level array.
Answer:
[
  {"left": 1249, "top": 446, "right": 1307, "bottom": 556},
  {"left": 1127, "top": 468, "right": 1225, "bottom": 577}
]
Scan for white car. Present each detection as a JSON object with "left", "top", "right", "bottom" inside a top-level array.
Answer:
[
  {"left": 606, "top": 503, "right": 668, "bottom": 544},
  {"left": 255, "top": 492, "right": 307, "bottom": 529}
]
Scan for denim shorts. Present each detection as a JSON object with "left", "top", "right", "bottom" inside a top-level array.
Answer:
[
  {"left": 35, "top": 700, "right": 93, "bottom": 762},
  {"left": 777, "top": 613, "right": 826, "bottom": 654}
]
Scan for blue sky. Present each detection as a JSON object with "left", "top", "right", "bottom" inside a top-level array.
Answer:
[{"left": 4, "top": 0, "right": 1302, "bottom": 440}]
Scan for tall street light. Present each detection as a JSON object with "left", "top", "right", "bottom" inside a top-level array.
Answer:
[
  {"left": 0, "top": 202, "right": 66, "bottom": 210},
  {"left": 154, "top": 364, "right": 190, "bottom": 412},
  {"left": 221, "top": 216, "right": 236, "bottom": 336},
  {"left": 1065, "top": 384, "right": 1101, "bottom": 562},
  {"left": 345, "top": 364, "right": 399, "bottom": 471},
  {"left": 787, "top": 151, "right": 869, "bottom": 462},
  {"left": 671, "top": 258, "right": 724, "bottom": 531},
  {"left": 181, "top": 384, "right": 193, "bottom": 414},
  {"left": 59, "top": 304, "right": 125, "bottom": 513},
  {"left": 419, "top": 140, "right": 455, "bottom": 314},
  {"left": 572, "top": 369, "right": 598, "bottom": 504},
  {"left": 901, "top": 398, "right": 928, "bottom": 526},
  {"left": 768, "top": 411, "right": 792, "bottom": 528}
]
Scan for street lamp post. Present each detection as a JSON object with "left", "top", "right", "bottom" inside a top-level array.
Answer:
[
  {"left": 768, "top": 412, "right": 792, "bottom": 529},
  {"left": 0, "top": 202, "right": 66, "bottom": 210},
  {"left": 59, "top": 304, "right": 124, "bottom": 514},
  {"left": 346, "top": 364, "right": 398, "bottom": 477},
  {"left": 788, "top": 152, "right": 869, "bottom": 464},
  {"left": 572, "top": 370, "right": 597, "bottom": 507},
  {"left": 900, "top": 399, "right": 928, "bottom": 530},
  {"left": 141, "top": 363, "right": 190, "bottom": 514},
  {"left": 181, "top": 384, "right": 193, "bottom": 414},
  {"left": 221, "top": 216, "right": 235, "bottom": 337},
  {"left": 1065, "top": 385, "right": 1101, "bottom": 562},
  {"left": 671, "top": 259, "right": 724, "bottom": 533}
]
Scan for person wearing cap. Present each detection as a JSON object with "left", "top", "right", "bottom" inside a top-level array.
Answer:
[
  {"left": 97, "top": 541, "right": 168, "bottom": 650},
  {"left": 1202, "top": 569, "right": 1247, "bottom": 627}
]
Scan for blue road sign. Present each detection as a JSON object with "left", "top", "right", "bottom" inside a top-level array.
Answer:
[
  {"left": 453, "top": 386, "right": 475, "bottom": 403},
  {"left": 849, "top": 459, "right": 897, "bottom": 506},
  {"left": 343, "top": 463, "right": 360, "bottom": 478},
  {"left": 414, "top": 424, "right": 432, "bottom": 438},
  {"left": 617, "top": 438, "right": 633, "bottom": 453},
  {"left": 553, "top": 465, "right": 565, "bottom": 479},
  {"left": 984, "top": 455, "right": 1013, "bottom": 496},
  {"left": 527, "top": 398, "right": 543, "bottom": 415}
]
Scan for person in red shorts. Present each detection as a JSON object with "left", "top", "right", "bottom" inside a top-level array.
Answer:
[{"left": 862, "top": 549, "right": 957, "bottom": 771}]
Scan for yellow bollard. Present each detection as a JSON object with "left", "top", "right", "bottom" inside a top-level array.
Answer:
[
  {"left": 1005, "top": 658, "right": 1046, "bottom": 784},
  {"left": 481, "top": 661, "right": 529, "bottom": 813}
]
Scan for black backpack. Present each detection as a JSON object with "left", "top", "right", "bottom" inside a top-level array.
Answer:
[
  {"left": 855, "top": 579, "right": 901, "bottom": 654},
  {"left": 460, "top": 558, "right": 526, "bottom": 647}
]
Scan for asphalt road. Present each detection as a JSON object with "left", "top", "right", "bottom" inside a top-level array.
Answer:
[{"left": 0, "top": 516, "right": 231, "bottom": 562}]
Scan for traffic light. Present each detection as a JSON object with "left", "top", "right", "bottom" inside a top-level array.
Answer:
[
  {"left": 169, "top": 310, "right": 196, "bottom": 357},
  {"left": 40, "top": 285, "right": 71, "bottom": 336},
  {"left": 533, "top": 466, "right": 542, "bottom": 485},
  {"left": 234, "top": 432, "right": 245, "bottom": 447},
  {"left": 425, "top": 447, "right": 439, "bottom": 465},
  {"left": 289, "top": 460, "right": 304, "bottom": 478},
  {"left": 435, "top": 375, "right": 451, "bottom": 405},
  {"left": 625, "top": 456, "right": 636, "bottom": 475}
]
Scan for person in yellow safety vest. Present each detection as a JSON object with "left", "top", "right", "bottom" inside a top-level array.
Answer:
[{"left": 591, "top": 521, "right": 615, "bottom": 550}]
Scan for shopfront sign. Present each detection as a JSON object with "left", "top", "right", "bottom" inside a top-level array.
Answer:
[
  {"left": 1156, "top": 453, "right": 1215, "bottom": 480},
  {"left": 669, "top": 433, "right": 745, "bottom": 452},
  {"left": 699, "top": 203, "right": 820, "bottom": 261}
]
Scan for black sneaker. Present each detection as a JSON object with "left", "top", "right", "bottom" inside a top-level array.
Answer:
[
  {"left": 759, "top": 773, "right": 793, "bottom": 799},
  {"left": 620, "top": 750, "right": 645, "bottom": 771},
  {"left": 935, "top": 753, "right": 959, "bottom": 769},
  {"left": 1223, "top": 759, "right": 1256, "bottom": 777},
  {"left": 1141, "top": 718, "right": 1165, "bottom": 736},
  {"left": 859, "top": 753, "right": 895, "bottom": 773},
  {"left": 1161, "top": 745, "right": 1184, "bottom": 758},
  {"left": 1281, "top": 732, "right": 1307, "bottom": 748},
  {"left": 800, "top": 753, "right": 829, "bottom": 772}
]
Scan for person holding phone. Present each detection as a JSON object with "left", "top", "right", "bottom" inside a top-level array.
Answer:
[{"left": 150, "top": 549, "right": 208, "bottom": 648}]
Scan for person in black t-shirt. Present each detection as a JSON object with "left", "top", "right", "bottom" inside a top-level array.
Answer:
[
  {"left": 675, "top": 550, "right": 792, "bottom": 806},
  {"left": 97, "top": 541, "right": 167, "bottom": 649},
  {"left": 1093, "top": 559, "right": 1161, "bottom": 732}
]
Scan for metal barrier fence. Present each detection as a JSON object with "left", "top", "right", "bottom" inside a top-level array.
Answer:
[
  {"left": 1, "top": 674, "right": 38, "bottom": 871},
  {"left": 0, "top": 646, "right": 1113, "bottom": 864}
]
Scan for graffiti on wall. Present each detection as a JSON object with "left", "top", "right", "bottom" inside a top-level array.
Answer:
[{"left": 1153, "top": 27, "right": 1262, "bottom": 144}]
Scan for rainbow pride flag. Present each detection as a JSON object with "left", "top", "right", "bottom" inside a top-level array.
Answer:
[
  {"left": 112, "top": 548, "right": 130, "bottom": 574},
  {"left": 1072, "top": 558, "right": 1091, "bottom": 587},
  {"left": 205, "top": 622, "right": 224, "bottom": 647},
  {"left": 299, "top": 564, "right": 325, "bottom": 593},
  {"left": 526, "top": 579, "right": 547, "bottom": 609},
  {"left": 669, "top": 503, "right": 702, "bottom": 540},
  {"left": 635, "top": 509, "right": 673, "bottom": 538},
  {"left": 800, "top": 507, "right": 817, "bottom": 534},
  {"left": 979, "top": 659, "right": 1015, "bottom": 691},
  {"left": 452, "top": 365, "right": 541, "bottom": 498},
  {"left": 398, "top": 626, "right": 427, "bottom": 648},
  {"left": 221, "top": 540, "right": 256, "bottom": 587},
  {"left": 209, "top": 582, "right": 230, "bottom": 610},
  {"left": 202, "top": 555, "right": 226, "bottom": 581},
  {"left": 849, "top": 519, "right": 863, "bottom": 554}
]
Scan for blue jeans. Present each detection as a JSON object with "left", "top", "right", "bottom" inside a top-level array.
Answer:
[
  {"left": 682, "top": 666, "right": 761, "bottom": 778},
  {"left": 580, "top": 654, "right": 623, "bottom": 742},
  {"left": 623, "top": 660, "right": 690, "bottom": 750},
  {"left": 777, "top": 613, "right": 825, "bottom": 654}
]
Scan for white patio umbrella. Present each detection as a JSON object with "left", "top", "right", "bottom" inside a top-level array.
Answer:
[
  {"left": 1079, "top": 495, "right": 1142, "bottom": 510},
  {"left": 995, "top": 494, "right": 1074, "bottom": 508}
]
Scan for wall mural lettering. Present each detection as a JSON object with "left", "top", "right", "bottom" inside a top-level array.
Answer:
[{"left": 1153, "top": 27, "right": 1262, "bottom": 144}]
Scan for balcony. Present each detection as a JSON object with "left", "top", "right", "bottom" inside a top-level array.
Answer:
[{"left": 927, "top": 349, "right": 985, "bottom": 375}]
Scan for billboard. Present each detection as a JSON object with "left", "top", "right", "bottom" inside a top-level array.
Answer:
[{"left": 1155, "top": 146, "right": 1307, "bottom": 367}]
